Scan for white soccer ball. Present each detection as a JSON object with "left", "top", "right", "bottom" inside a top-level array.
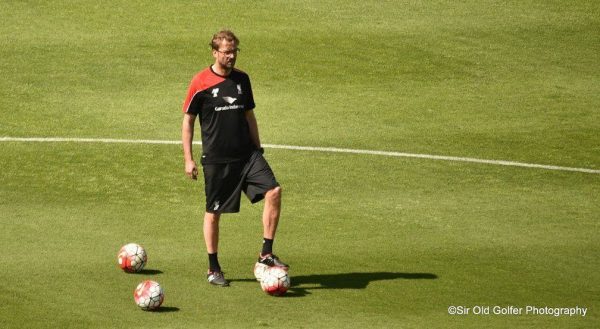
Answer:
[
  {"left": 254, "top": 262, "right": 269, "bottom": 281},
  {"left": 260, "top": 267, "right": 290, "bottom": 296},
  {"left": 134, "top": 280, "right": 164, "bottom": 311},
  {"left": 117, "top": 243, "right": 147, "bottom": 273}
]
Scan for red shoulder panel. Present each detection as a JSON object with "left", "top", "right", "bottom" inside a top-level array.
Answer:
[{"left": 182, "top": 68, "right": 225, "bottom": 113}]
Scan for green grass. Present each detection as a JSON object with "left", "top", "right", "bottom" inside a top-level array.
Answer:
[{"left": 1, "top": 1, "right": 599, "bottom": 328}]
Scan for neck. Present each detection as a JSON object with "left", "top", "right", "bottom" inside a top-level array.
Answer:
[{"left": 211, "top": 64, "right": 231, "bottom": 77}]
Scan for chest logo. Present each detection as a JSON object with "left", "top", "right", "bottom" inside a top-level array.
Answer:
[
  {"left": 237, "top": 84, "right": 243, "bottom": 94},
  {"left": 222, "top": 96, "right": 237, "bottom": 104},
  {"left": 211, "top": 88, "right": 219, "bottom": 97}
]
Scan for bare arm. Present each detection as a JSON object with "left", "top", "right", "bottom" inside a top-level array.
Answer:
[
  {"left": 182, "top": 113, "right": 198, "bottom": 180},
  {"left": 245, "top": 110, "right": 261, "bottom": 150}
]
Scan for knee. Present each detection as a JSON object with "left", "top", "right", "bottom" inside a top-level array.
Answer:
[
  {"left": 204, "top": 212, "right": 220, "bottom": 224},
  {"left": 266, "top": 186, "right": 282, "bottom": 203}
]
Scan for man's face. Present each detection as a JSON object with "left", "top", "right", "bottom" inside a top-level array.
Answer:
[{"left": 212, "top": 40, "right": 239, "bottom": 71}]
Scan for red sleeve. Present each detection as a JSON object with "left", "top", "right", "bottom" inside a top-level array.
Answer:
[{"left": 182, "top": 75, "right": 202, "bottom": 114}]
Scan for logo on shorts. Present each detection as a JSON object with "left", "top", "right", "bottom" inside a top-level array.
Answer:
[{"left": 213, "top": 201, "right": 220, "bottom": 211}]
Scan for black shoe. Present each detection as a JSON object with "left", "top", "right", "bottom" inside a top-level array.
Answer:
[
  {"left": 257, "top": 253, "right": 289, "bottom": 269},
  {"left": 207, "top": 270, "right": 229, "bottom": 287}
]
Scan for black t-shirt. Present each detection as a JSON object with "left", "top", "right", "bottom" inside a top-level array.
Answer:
[{"left": 183, "top": 67, "right": 256, "bottom": 164}]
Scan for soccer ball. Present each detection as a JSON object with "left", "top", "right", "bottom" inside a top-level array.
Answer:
[
  {"left": 117, "top": 243, "right": 147, "bottom": 273},
  {"left": 260, "top": 267, "right": 290, "bottom": 296},
  {"left": 253, "top": 262, "right": 269, "bottom": 281},
  {"left": 134, "top": 280, "right": 164, "bottom": 311}
]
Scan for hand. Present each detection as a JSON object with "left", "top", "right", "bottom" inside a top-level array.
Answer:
[{"left": 185, "top": 160, "right": 198, "bottom": 180}]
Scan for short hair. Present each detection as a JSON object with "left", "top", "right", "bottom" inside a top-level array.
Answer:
[{"left": 210, "top": 30, "right": 239, "bottom": 50}]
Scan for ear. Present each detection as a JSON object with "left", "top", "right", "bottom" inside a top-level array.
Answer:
[{"left": 211, "top": 49, "right": 218, "bottom": 60}]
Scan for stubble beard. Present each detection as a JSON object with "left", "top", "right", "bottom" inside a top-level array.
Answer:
[{"left": 215, "top": 59, "right": 235, "bottom": 75}]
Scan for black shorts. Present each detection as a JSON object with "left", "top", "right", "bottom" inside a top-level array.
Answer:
[{"left": 202, "top": 151, "right": 279, "bottom": 213}]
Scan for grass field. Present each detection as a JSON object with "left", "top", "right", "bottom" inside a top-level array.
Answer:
[{"left": 1, "top": 1, "right": 599, "bottom": 328}]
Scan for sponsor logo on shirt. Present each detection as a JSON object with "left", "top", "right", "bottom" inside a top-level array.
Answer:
[
  {"left": 214, "top": 104, "right": 244, "bottom": 112},
  {"left": 222, "top": 97, "right": 237, "bottom": 104}
]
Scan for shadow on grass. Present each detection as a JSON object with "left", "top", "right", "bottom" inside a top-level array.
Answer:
[
  {"left": 231, "top": 272, "right": 438, "bottom": 297},
  {"left": 132, "top": 269, "right": 163, "bottom": 275},
  {"left": 153, "top": 306, "right": 180, "bottom": 313},
  {"left": 293, "top": 272, "right": 438, "bottom": 289}
]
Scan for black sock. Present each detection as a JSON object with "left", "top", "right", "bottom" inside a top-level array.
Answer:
[
  {"left": 262, "top": 238, "right": 274, "bottom": 255},
  {"left": 208, "top": 253, "right": 221, "bottom": 272}
]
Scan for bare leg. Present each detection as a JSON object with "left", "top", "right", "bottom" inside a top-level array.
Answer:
[
  {"left": 262, "top": 186, "right": 282, "bottom": 239},
  {"left": 256, "top": 187, "right": 289, "bottom": 270},
  {"left": 204, "top": 212, "right": 220, "bottom": 253}
]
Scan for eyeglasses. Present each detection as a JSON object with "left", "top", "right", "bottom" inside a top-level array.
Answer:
[{"left": 216, "top": 48, "right": 240, "bottom": 56}]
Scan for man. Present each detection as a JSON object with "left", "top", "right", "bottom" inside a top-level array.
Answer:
[{"left": 181, "top": 30, "right": 288, "bottom": 287}]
